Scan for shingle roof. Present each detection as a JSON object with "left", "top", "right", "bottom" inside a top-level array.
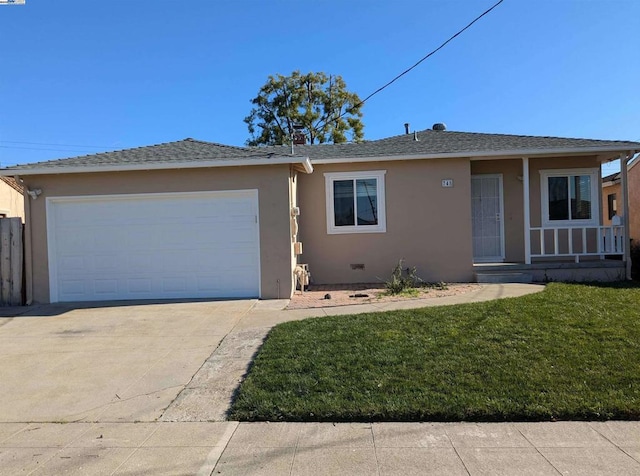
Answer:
[
  {"left": 259, "top": 129, "right": 640, "bottom": 161},
  {"left": 3, "top": 138, "right": 295, "bottom": 171},
  {"left": 2, "top": 130, "right": 639, "bottom": 175}
]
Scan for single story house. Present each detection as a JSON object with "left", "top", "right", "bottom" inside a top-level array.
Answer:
[
  {"left": 602, "top": 156, "right": 640, "bottom": 245},
  {"left": 2, "top": 127, "right": 639, "bottom": 304}
]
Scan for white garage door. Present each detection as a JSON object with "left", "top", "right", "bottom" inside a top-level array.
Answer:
[{"left": 47, "top": 190, "right": 260, "bottom": 302}]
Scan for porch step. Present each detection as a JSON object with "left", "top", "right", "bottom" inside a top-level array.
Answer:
[{"left": 475, "top": 272, "right": 533, "bottom": 284}]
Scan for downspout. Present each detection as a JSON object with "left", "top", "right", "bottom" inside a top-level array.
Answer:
[
  {"left": 621, "top": 152, "right": 634, "bottom": 280},
  {"left": 18, "top": 175, "right": 34, "bottom": 305}
]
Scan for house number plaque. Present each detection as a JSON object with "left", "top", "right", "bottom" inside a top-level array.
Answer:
[{"left": 441, "top": 179, "right": 454, "bottom": 188}]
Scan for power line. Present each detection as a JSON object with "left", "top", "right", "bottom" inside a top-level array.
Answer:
[
  {"left": 318, "top": 0, "right": 506, "bottom": 131},
  {"left": 358, "top": 0, "right": 505, "bottom": 107}
]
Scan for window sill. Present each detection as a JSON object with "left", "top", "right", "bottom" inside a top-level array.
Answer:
[
  {"left": 327, "top": 225, "right": 386, "bottom": 235},
  {"left": 541, "top": 220, "right": 599, "bottom": 228}
]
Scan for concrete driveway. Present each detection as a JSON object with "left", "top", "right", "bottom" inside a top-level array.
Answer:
[{"left": 0, "top": 299, "right": 258, "bottom": 423}]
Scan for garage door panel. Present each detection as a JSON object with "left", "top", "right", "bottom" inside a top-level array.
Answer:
[
  {"left": 127, "top": 278, "right": 153, "bottom": 294},
  {"left": 58, "top": 255, "right": 88, "bottom": 272},
  {"left": 95, "top": 279, "right": 118, "bottom": 295},
  {"left": 48, "top": 191, "right": 261, "bottom": 302},
  {"left": 59, "top": 279, "right": 87, "bottom": 297},
  {"left": 94, "top": 255, "right": 121, "bottom": 272},
  {"left": 162, "top": 277, "right": 188, "bottom": 293}
]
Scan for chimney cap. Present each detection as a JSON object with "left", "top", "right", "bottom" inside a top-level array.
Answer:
[{"left": 293, "top": 132, "right": 306, "bottom": 145}]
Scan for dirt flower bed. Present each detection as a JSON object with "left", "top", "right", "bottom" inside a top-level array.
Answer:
[{"left": 287, "top": 283, "right": 479, "bottom": 310}]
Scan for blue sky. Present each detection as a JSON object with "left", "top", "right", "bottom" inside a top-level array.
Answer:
[{"left": 1, "top": 0, "right": 638, "bottom": 176}]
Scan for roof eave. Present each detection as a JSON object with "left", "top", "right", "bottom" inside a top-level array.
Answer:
[
  {"left": 0, "top": 156, "right": 313, "bottom": 177},
  {"left": 311, "top": 146, "right": 640, "bottom": 164},
  {"left": 602, "top": 179, "right": 621, "bottom": 187}
]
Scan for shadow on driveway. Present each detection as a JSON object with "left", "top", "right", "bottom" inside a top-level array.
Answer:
[{"left": 0, "top": 297, "right": 253, "bottom": 318}]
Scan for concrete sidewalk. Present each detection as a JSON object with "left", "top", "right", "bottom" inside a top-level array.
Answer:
[{"left": 2, "top": 421, "right": 639, "bottom": 475}]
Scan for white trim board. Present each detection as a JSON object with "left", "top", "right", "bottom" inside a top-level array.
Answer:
[
  {"left": 2, "top": 157, "right": 313, "bottom": 176},
  {"left": 312, "top": 146, "right": 639, "bottom": 165}
]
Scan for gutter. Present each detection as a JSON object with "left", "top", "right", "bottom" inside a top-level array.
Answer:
[
  {"left": 0, "top": 156, "right": 313, "bottom": 177},
  {"left": 310, "top": 146, "right": 640, "bottom": 165}
]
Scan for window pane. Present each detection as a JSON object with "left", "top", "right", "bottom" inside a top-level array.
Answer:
[
  {"left": 548, "top": 177, "right": 569, "bottom": 221},
  {"left": 333, "top": 180, "right": 354, "bottom": 226},
  {"left": 608, "top": 193, "right": 617, "bottom": 220},
  {"left": 570, "top": 175, "right": 591, "bottom": 220},
  {"left": 356, "top": 178, "right": 378, "bottom": 225}
]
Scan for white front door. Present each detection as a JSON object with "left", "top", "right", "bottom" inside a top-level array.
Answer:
[{"left": 471, "top": 174, "right": 505, "bottom": 262}]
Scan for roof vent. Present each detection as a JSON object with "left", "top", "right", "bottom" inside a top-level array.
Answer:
[
  {"left": 432, "top": 123, "right": 447, "bottom": 131},
  {"left": 404, "top": 123, "right": 410, "bottom": 135}
]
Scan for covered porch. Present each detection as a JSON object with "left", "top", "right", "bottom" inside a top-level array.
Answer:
[{"left": 470, "top": 151, "right": 635, "bottom": 283}]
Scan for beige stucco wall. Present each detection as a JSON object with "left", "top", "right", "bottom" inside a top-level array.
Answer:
[
  {"left": 297, "top": 158, "right": 474, "bottom": 284},
  {"left": 0, "top": 181, "right": 25, "bottom": 221},
  {"left": 22, "top": 165, "right": 294, "bottom": 303}
]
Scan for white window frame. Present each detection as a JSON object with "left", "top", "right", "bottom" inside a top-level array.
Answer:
[
  {"left": 540, "top": 168, "right": 600, "bottom": 227},
  {"left": 324, "top": 170, "right": 386, "bottom": 234}
]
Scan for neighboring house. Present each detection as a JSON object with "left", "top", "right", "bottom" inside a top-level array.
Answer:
[
  {"left": 602, "top": 171, "right": 621, "bottom": 227},
  {"left": 1, "top": 129, "right": 639, "bottom": 304},
  {"left": 602, "top": 157, "right": 640, "bottom": 245},
  {"left": 0, "top": 176, "right": 25, "bottom": 221}
]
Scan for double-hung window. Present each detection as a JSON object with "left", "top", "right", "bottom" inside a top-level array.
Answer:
[
  {"left": 540, "top": 168, "right": 599, "bottom": 227},
  {"left": 324, "top": 171, "right": 386, "bottom": 234}
]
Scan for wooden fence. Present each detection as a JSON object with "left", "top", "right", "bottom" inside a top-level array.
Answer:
[{"left": 0, "top": 218, "right": 23, "bottom": 306}]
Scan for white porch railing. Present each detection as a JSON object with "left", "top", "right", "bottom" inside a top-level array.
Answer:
[{"left": 529, "top": 226, "right": 625, "bottom": 263}]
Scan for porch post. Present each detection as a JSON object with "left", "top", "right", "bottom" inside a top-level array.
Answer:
[
  {"left": 523, "top": 157, "right": 531, "bottom": 264},
  {"left": 621, "top": 152, "right": 633, "bottom": 280}
]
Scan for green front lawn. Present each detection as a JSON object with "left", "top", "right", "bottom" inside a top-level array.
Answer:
[{"left": 229, "top": 282, "right": 640, "bottom": 422}]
